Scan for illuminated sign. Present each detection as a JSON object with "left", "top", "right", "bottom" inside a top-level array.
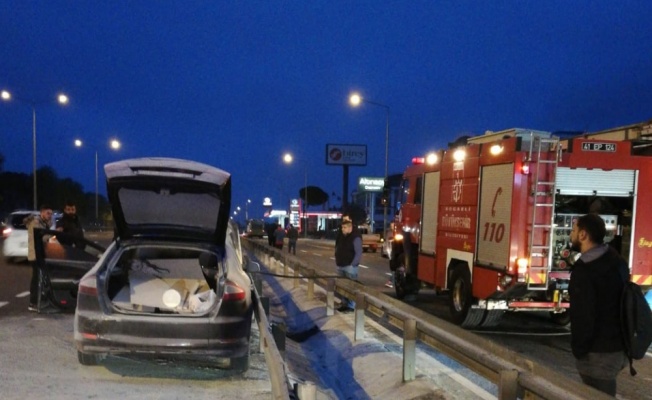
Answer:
[
  {"left": 326, "top": 144, "right": 367, "bottom": 166},
  {"left": 358, "top": 176, "right": 384, "bottom": 192},
  {"left": 263, "top": 197, "right": 272, "bottom": 207}
]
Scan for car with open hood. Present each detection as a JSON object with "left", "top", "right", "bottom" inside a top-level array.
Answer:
[{"left": 72, "top": 157, "right": 256, "bottom": 370}]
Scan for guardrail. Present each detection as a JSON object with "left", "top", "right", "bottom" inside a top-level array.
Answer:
[{"left": 244, "top": 239, "right": 613, "bottom": 400}]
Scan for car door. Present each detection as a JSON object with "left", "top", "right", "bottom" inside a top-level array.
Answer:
[{"left": 34, "top": 228, "right": 105, "bottom": 310}]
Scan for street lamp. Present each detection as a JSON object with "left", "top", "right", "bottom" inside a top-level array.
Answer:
[
  {"left": 283, "top": 153, "right": 308, "bottom": 238},
  {"left": 74, "top": 138, "right": 121, "bottom": 221},
  {"left": 349, "top": 91, "right": 390, "bottom": 234},
  {"left": 245, "top": 199, "right": 251, "bottom": 220},
  {"left": 2, "top": 89, "right": 69, "bottom": 209}
]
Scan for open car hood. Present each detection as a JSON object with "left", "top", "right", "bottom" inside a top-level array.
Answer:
[{"left": 105, "top": 158, "right": 231, "bottom": 246}]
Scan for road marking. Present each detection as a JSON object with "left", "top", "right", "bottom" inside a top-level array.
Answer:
[
  {"left": 16, "top": 291, "right": 30, "bottom": 298},
  {"left": 385, "top": 272, "right": 392, "bottom": 277},
  {"left": 358, "top": 264, "right": 369, "bottom": 269},
  {"left": 0, "top": 302, "right": 8, "bottom": 308},
  {"left": 300, "top": 250, "right": 309, "bottom": 253}
]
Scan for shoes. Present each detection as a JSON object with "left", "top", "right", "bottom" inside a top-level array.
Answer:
[
  {"left": 28, "top": 304, "right": 38, "bottom": 312},
  {"left": 385, "top": 280, "right": 394, "bottom": 288},
  {"left": 336, "top": 305, "right": 355, "bottom": 313}
]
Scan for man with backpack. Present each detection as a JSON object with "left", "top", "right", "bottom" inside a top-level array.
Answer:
[{"left": 569, "top": 213, "right": 629, "bottom": 396}]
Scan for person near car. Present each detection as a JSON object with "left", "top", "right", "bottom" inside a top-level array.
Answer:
[
  {"left": 56, "top": 200, "right": 85, "bottom": 249},
  {"left": 334, "top": 219, "right": 362, "bottom": 313},
  {"left": 273, "top": 224, "right": 286, "bottom": 250},
  {"left": 26, "top": 204, "right": 54, "bottom": 311},
  {"left": 266, "top": 223, "right": 277, "bottom": 246},
  {"left": 569, "top": 213, "right": 629, "bottom": 396},
  {"left": 287, "top": 224, "right": 299, "bottom": 254}
]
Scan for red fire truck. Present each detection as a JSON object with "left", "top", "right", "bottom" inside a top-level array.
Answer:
[{"left": 390, "top": 126, "right": 652, "bottom": 328}]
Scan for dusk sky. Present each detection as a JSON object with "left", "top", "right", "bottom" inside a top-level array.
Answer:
[{"left": 2, "top": 1, "right": 651, "bottom": 219}]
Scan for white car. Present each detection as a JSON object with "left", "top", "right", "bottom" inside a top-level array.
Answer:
[{"left": 2, "top": 210, "right": 39, "bottom": 262}]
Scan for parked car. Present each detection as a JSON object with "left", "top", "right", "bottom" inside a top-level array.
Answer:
[
  {"left": 70, "top": 158, "right": 256, "bottom": 371},
  {"left": 3, "top": 210, "right": 41, "bottom": 262}
]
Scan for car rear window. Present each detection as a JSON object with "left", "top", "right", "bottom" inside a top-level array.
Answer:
[{"left": 10, "top": 213, "right": 34, "bottom": 229}]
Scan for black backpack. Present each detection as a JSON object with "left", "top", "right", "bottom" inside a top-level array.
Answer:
[{"left": 621, "top": 280, "right": 652, "bottom": 376}]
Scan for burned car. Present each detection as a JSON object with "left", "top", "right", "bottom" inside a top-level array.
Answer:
[{"left": 73, "top": 158, "right": 255, "bottom": 370}]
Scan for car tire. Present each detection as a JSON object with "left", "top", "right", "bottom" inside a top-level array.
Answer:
[
  {"left": 230, "top": 354, "right": 250, "bottom": 372},
  {"left": 77, "top": 351, "right": 101, "bottom": 366}
]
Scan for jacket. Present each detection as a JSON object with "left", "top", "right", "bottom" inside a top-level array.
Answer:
[
  {"left": 569, "top": 244, "right": 629, "bottom": 358},
  {"left": 26, "top": 215, "right": 51, "bottom": 262},
  {"left": 335, "top": 230, "right": 362, "bottom": 267}
]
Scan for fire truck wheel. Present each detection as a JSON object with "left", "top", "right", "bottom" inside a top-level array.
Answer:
[
  {"left": 549, "top": 311, "right": 570, "bottom": 326},
  {"left": 394, "top": 267, "right": 407, "bottom": 299},
  {"left": 449, "top": 266, "right": 473, "bottom": 325}
]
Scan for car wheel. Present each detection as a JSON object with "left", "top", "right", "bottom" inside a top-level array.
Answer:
[
  {"left": 230, "top": 354, "right": 250, "bottom": 372},
  {"left": 77, "top": 351, "right": 101, "bottom": 366}
]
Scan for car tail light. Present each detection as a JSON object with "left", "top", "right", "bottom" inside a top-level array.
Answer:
[
  {"left": 78, "top": 274, "right": 98, "bottom": 296},
  {"left": 222, "top": 280, "right": 246, "bottom": 301},
  {"left": 2, "top": 227, "right": 12, "bottom": 239}
]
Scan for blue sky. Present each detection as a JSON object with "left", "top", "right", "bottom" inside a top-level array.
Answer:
[{"left": 1, "top": 1, "right": 651, "bottom": 219}]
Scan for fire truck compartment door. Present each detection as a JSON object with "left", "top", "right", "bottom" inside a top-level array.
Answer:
[
  {"left": 420, "top": 171, "right": 441, "bottom": 255},
  {"left": 477, "top": 163, "right": 514, "bottom": 268},
  {"left": 556, "top": 168, "right": 635, "bottom": 196}
]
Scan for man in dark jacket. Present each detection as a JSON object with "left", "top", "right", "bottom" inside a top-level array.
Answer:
[
  {"left": 569, "top": 213, "right": 629, "bottom": 396},
  {"left": 334, "top": 219, "right": 362, "bottom": 313},
  {"left": 287, "top": 224, "right": 299, "bottom": 254},
  {"left": 56, "top": 200, "right": 85, "bottom": 249}
]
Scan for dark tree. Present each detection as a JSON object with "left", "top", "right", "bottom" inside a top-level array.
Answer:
[{"left": 299, "top": 186, "right": 329, "bottom": 210}]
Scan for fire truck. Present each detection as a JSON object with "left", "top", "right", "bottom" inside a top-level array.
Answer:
[{"left": 390, "top": 125, "right": 652, "bottom": 328}]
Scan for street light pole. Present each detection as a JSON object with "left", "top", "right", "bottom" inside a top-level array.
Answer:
[
  {"left": 2, "top": 90, "right": 69, "bottom": 210},
  {"left": 95, "top": 150, "right": 99, "bottom": 221},
  {"left": 75, "top": 138, "right": 121, "bottom": 223},
  {"left": 32, "top": 106, "right": 37, "bottom": 210},
  {"left": 283, "top": 153, "right": 309, "bottom": 238},
  {"left": 349, "top": 92, "right": 390, "bottom": 234}
]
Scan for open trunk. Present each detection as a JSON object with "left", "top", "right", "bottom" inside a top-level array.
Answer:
[{"left": 107, "top": 246, "right": 222, "bottom": 315}]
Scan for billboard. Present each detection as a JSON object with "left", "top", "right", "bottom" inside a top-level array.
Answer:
[
  {"left": 358, "top": 176, "right": 384, "bottom": 192},
  {"left": 326, "top": 144, "right": 367, "bottom": 166}
]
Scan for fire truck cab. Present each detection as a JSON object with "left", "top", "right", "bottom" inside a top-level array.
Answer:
[{"left": 391, "top": 127, "right": 652, "bottom": 328}]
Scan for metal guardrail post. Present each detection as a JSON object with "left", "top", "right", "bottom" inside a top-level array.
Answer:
[
  {"left": 326, "top": 279, "right": 335, "bottom": 316},
  {"left": 403, "top": 319, "right": 417, "bottom": 382},
  {"left": 354, "top": 292, "right": 366, "bottom": 341},
  {"left": 272, "top": 322, "right": 287, "bottom": 360},
  {"left": 294, "top": 266, "right": 300, "bottom": 289},
  {"left": 307, "top": 269, "right": 315, "bottom": 300},
  {"left": 498, "top": 370, "right": 519, "bottom": 400},
  {"left": 295, "top": 382, "right": 317, "bottom": 400}
]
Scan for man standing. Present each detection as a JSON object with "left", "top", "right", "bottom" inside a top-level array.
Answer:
[
  {"left": 334, "top": 219, "right": 362, "bottom": 313},
  {"left": 287, "top": 224, "right": 299, "bottom": 255},
  {"left": 569, "top": 213, "right": 629, "bottom": 396},
  {"left": 273, "top": 224, "right": 286, "bottom": 250},
  {"left": 26, "top": 204, "right": 54, "bottom": 311},
  {"left": 56, "top": 200, "right": 85, "bottom": 249}
]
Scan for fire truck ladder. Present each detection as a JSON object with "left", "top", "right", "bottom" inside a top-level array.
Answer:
[{"left": 527, "top": 135, "right": 561, "bottom": 291}]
